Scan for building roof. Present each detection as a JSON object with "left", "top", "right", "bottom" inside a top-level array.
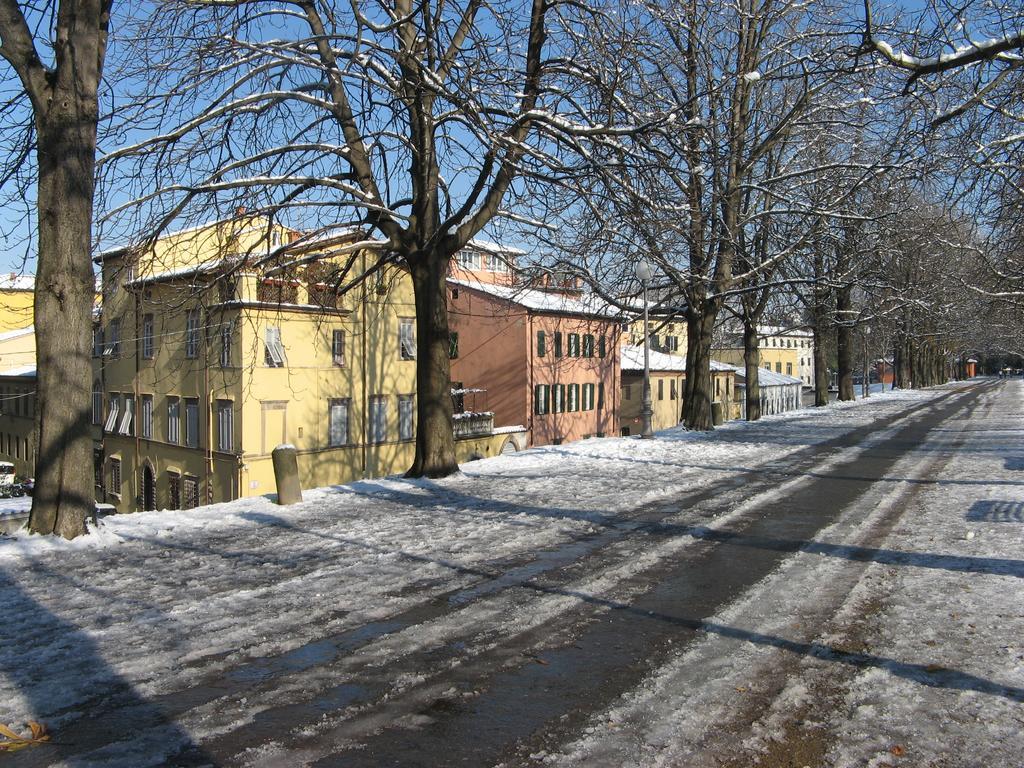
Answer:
[
  {"left": 0, "top": 365, "right": 36, "bottom": 378},
  {"left": 733, "top": 367, "right": 804, "bottom": 387},
  {"left": 0, "top": 273, "right": 33, "bottom": 291},
  {"left": 0, "top": 326, "right": 33, "bottom": 342},
  {"left": 620, "top": 345, "right": 734, "bottom": 373},
  {"left": 449, "top": 277, "right": 621, "bottom": 319}
]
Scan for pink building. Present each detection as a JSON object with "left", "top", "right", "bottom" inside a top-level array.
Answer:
[{"left": 447, "top": 271, "right": 620, "bottom": 447}]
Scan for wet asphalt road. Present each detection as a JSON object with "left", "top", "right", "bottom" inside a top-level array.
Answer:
[{"left": 9, "top": 382, "right": 991, "bottom": 767}]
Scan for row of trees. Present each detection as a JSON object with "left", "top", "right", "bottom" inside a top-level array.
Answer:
[{"left": 1, "top": 0, "right": 1021, "bottom": 537}]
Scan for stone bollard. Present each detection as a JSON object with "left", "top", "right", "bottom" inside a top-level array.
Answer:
[
  {"left": 272, "top": 444, "right": 303, "bottom": 505},
  {"left": 711, "top": 401, "right": 725, "bottom": 426}
]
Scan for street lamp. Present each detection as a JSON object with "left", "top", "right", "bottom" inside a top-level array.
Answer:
[
  {"left": 861, "top": 326, "right": 871, "bottom": 399},
  {"left": 636, "top": 260, "right": 655, "bottom": 439}
]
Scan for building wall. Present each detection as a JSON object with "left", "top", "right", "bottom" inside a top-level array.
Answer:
[
  {"left": 0, "top": 328, "right": 36, "bottom": 373},
  {"left": 0, "top": 375, "right": 37, "bottom": 477},
  {"left": 528, "top": 314, "right": 619, "bottom": 445},
  {"left": 620, "top": 372, "right": 684, "bottom": 434},
  {"left": 450, "top": 287, "right": 619, "bottom": 447},
  {"left": 714, "top": 347, "right": 801, "bottom": 381},
  {"left": 0, "top": 288, "right": 34, "bottom": 333}
]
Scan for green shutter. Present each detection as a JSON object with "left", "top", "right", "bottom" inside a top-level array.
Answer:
[
  {"left": 598, "top": 335, "right": 606, "bottom": 358},
  {"left": 554, "top": 332, "right": 562, "bottom": 357},
  {"left": 537, "top": 330, "right": 546, "bottom": 357}
]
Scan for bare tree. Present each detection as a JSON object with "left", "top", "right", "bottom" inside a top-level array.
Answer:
[
  {"left": 102, "top": 0, "right": 635, "bottom": 477},
  {"left": 0, "top": 1, "right": 111, "bottom": 538}
]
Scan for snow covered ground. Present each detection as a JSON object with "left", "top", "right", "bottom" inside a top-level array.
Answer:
[{"left": 1, "top": 380, "right": 1021, "bottom": 766}]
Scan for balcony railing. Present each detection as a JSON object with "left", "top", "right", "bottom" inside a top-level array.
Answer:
[{"left": 453, "top": 411, "right": 494, "bottom": 439}]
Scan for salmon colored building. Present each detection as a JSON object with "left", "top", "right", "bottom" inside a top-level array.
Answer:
[{"left": 447, "top": 257, "right": 621, "bottom": 447}]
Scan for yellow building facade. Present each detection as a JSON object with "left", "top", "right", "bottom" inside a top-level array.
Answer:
[
  {"left": 94, "top": 218, "right": 516, "bottom": 513},
  {"left": 0, "top": 275, "right": 35, "bottom": 333}
]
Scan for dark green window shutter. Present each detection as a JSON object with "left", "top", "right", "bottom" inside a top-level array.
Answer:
[
  {"left": 537, "top": 330, "right": 546, "bottom": 357},
  {"left": 554, "top": 332, "right": 563, "bottom": 357}
]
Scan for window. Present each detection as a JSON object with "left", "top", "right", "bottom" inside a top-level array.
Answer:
[
  {"left": 786, "top": 362, "right": 793, "bottom": 376},
  {"left": 119, "top": 394, "right": 134, "bottom": 436},
  {"left": 220, "top": 323, "right": 233, "bottom": 368},
  {"left": 142, "top": 314, "right": 155, "bottom": 359},
  {"left": 582, "top": 383, "right": 595, "bottom": 411},
  {"left": 141, "top": 395, "right": 153, "bottom": 439},
  {"left": 399, "top": 318, "right": 416, "bottom": 360},
  {"left": 105, "top": 318, "right": 121, "bottom": 357},
  {"left": 536, "top": 331, "right": 546, "bottom": 357},
  {"left": 568, "top": 383, "right": 579, "bottom": 411},
  {"left": 104, "top": 394, "right": 120, "bottom": 433},
  {"left": 168, "top": 472, "right": 181, "bottom": 510},
  {"left": 648, "top": 333, "right": 658, "bottom": 350},
  {"left": 185, "top": 308, "right": 200, "bottom": 358},
  {"left": 184, "top": 398, "right": 199, "bottom": 448},
  {"left": 568, "top": 333, "right": 580, "bottom": 357},
  {"left": 448, "top": 331, "right": 459, "bottom": 360},
  {"left": 554, "top": 332, "right": 563, "bottom": 357},
  {"left": 598, "top": 382, "right": 605, "bottom": 409},
  {"left": 457, "top": 250, "right": 481, "bottom": 270},
  {"left": 670, "top": 379, "right": 677, "bottom": 400},
  {"left": 92, "top": 382, "right": 103, "bottom": 425},
  {"left": 399, "top": 395, "right": 414, "bottom": 441},
  {"left": 92, "top": 326, "right": 104, "bottom": 357},
  {"left": 553, "top": 383, "right": 566, "bottom": 413},
  {"left": 583, "top": 334, "right": 594, "bottom": 357},
  {"left": 217, "top": 400, "right": 233, "bottom": 451},
  {"left": 598, "top": 335, "right": 606, "bottom": 358},
  {"left": 484, "top": 253, "right": 510, "bottom": 273},
  {"left": 765, "top": 363, "right": 771, "bottom": 370},
  {"left": 183, "top": 475, "right": 200, "bottom": 510},
  {"left": 264, "top": 326, "right": 286, "bottom": 367},
  {"left": 667, "top": 335, "right": 679, "bottom": 352},
  {"left": 624, "top": 384, "right": 631, "bottom": 401},
  {"left": 534, "top": 384, "right": 550, "bottom": 415},
  {"left": 451, "top": 381, "right": 465, "bottom": 414},
  {"left": 658, "top": 378, "right": 664, "bottom": 400},
  {"left": 110, "top": 458, "right": 121, "bottom": 495},
  {"left": 328, "top": 399, "right": 350, "bottom": 447},
  {"left": 776, "top": 362, "right": 782, "bottom": 373},
  {"left": 167, "top": 397, "right": 180, "bottom": 444},
  {"left": 370, "top": 395, "right": 388, "bottom": 443},
  {"left": 332, "top": 329, "right": 346, "bottom": 366}
]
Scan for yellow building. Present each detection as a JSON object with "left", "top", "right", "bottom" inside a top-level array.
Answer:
[
  {"left": 94, "top": 218, "right": 518, "bottom": 513},
  {"left": 619, "top": 345, "right": 737, "bottom": 434},
  {"left": 713, "top": 325, "right": 814, "bottom": 385},
  {"left": 0, "top": 369, "right": 38, "bottom": 478},
  {"left": 0, "top": 274, "right": 35, "bottom": 333}
]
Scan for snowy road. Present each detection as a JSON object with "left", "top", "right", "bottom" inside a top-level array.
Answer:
[{"left": 2, "top": 380, "right": 1022, "bottom": 767}]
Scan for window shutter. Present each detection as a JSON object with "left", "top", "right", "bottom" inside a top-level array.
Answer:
[{"left": 537, "top": 330, "right": 546, "bottom": 357}]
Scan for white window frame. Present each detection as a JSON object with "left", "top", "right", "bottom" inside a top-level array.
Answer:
[
  {"left": 185, "top": 308, "right": 200, "bottom": 359},
  {"left": 332, "top": 329, "right": 345, "bottom": 366},
  {"left": 104, "top": 319, "right": 121, "bottom": 357},
  {"left": 457, "top": 250, "right": 481, "bottom": 270},
  {"left": 142, "top": 314, "right": 154, "bottom": 359},
  {"left": 217, "top": 400, "right": 233, "bottom": 452},
  {"left": 265, "top": 326, "right": 286, "bottom": 367},
  {"left": 399, "top": 395, "right": 414, "bottom": 441},
  {"left": 119, "top": 394, "right": 134, "bottom": 436},
  {"left": 220, "top": 322, "right": 232, "bottom": 368},
  {"left": 328, "top": 398, "right": 349, "bottom": 447},
  {"left": 370, "top": 395, "right": 388, "bottom": 444},
  {"left": 141, "top": 395, "right": 153, "bottom": 439},
  {"left": 167, "top": 397, "right": 180, "bottom": 444},
  {"left": 399, "top": 318, "right": 416, "bottom": 360},
  {"left": 104, "top": 394, "right": 120, "bottom": 433},
  {"left": 184, "top": 398, "right": 200, "bottom": 448}
]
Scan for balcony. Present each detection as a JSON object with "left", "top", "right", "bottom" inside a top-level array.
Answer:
[{"left": 453, "top": 411, "right": 494, "bottom": 439}]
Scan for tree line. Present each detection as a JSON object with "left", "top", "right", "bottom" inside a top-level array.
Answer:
[{"left": 1, "top": 0, "right": 1020, "bottom": 537}]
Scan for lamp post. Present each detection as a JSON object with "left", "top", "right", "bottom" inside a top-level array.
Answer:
[
  {"left": 861, "top": 326, "right": 871, "bottom": 399},
  {"left": 636, "top": 260, "right": 655, "bottom": 439}
]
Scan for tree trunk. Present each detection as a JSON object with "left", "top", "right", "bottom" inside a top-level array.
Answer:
[
  {"left": 836, "top": 323, "right": 855, "bottom": 402},
  {"left": 27, "top": 49, "right": 104, "bottom": 539},
  {"left": 405, "top": 254, "right": 458, "bottom": 478},
  {"left": 743, "top": 320, "right": 761, "bottom": 421},
  {"left": 684, "top": 310, "right": 715, "bottom": 430}
]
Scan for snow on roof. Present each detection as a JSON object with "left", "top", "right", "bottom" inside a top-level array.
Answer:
[
  {"left": 448, "top": 277, "right": 620, "bottom": 319},
  {"left": 0, "top": 326, "right": 33, "bottom": 342},
  {"left": 757, "top": 324, "right": 813, "bottom": 337},
  {"left": 620, "top": 345, "right": 734, "bottom": 373},
  {"left": 465, "top": 239, "right": 526, "bottom": 257},
  {"left": 0, "top": 365, "right": 36, "bottom": 377},
  {"left": 734, "top": 367, "right": 803, "bottom": 386},
  {"left": 0, "top": 274, "right": 33, "bottom": 291}
]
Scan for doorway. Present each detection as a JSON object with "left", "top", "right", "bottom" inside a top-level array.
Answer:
[{"left": 141, "top": 463, "right": 156, "bottom": 511}]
